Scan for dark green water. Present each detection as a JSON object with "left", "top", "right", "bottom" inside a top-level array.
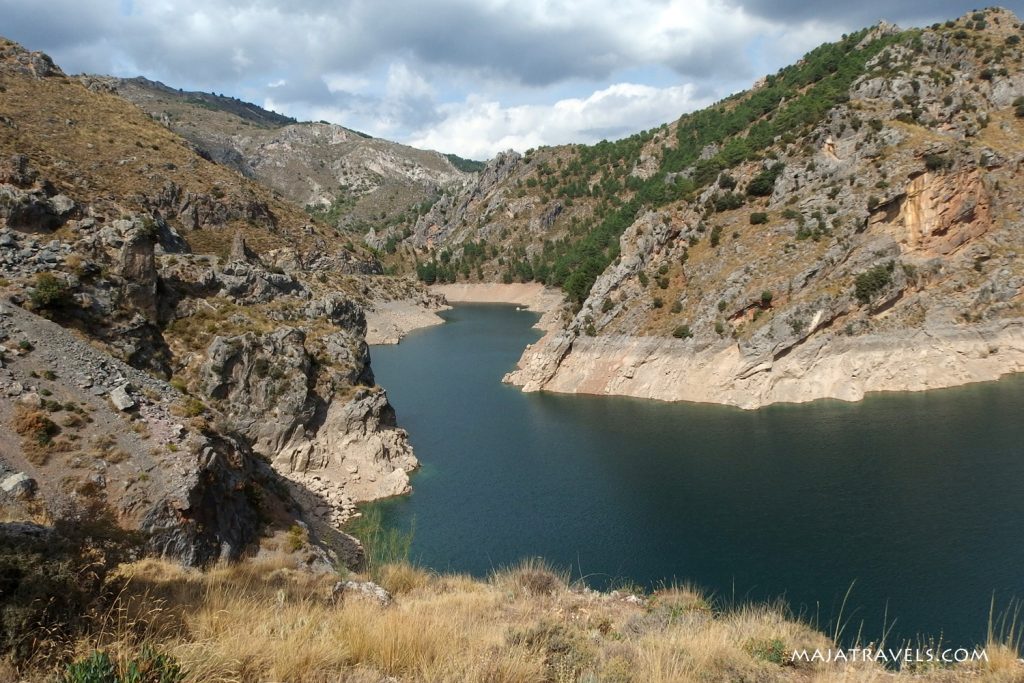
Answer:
[{"left": 368, "top": 304, "right": 1024, "bottom": 647}]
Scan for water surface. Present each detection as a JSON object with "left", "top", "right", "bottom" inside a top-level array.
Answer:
[{"left": 369, "top": 304, "right": 1024, "bottom": 647}]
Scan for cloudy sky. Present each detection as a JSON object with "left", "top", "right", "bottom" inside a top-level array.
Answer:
[{"left": 2, "top": 1, "right": 1019, "bottom": 159}]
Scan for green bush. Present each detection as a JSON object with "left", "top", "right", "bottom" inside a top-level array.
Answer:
[
  {"left": 924, "top": 153, "right": 951, "bottom": 171},
  {"left": 749, "top": 212, "right": 769, "bottom": 225},
  {"left": 714, "top": 192, "right": 745, "bottom": 212},
  {"left": 760, "top": 290, "right": 774, "bottom": 306},
  {"left": 29, "top": 272, "right": 71, "bottom": 310},
  {"left": 854, "top": 261, "right": 895, "bottom": 304},
  {"left": 62, "top": 645, "right": 184, "bottom": 683},
  {"left": 710, "top": 225, "right": 723, "bottom": 248},
  {"left": 62, "top": 651, "right": 116, "bottom": 683},
  {"left": 746, "top": 163, "right": 785, "bottom": 197},
  {"left": 672, "top": 325, "right": 693, "bottom": 339}
]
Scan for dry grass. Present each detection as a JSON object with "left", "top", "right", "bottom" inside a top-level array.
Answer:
[
  {"left": 11, "top": 404, "right": 63, "bottom": 464},
  {"left": 24, "top": 556, "right": 1018, "bottom": 683}
]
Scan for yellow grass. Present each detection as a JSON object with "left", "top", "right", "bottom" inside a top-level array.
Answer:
[{"left": 24, "top": 556, "right": 1019, "bottom": 683}]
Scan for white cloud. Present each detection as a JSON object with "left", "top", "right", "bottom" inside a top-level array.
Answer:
[
  {"left": 1, "top": 0, "right": 976, "bottom": 158},
  {"left": 408, "top": 82, "right": 715, "bottom": 160},
  {"left": 324, "top": 73, "right": 371, "bottom": 94}
]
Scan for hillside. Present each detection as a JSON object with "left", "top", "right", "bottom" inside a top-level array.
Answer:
[
  {"left": 85, "top": 75, "right": 475, "bottom": 238},
  {"left": 396, "top": 8, "right": 1024, "bottom": 407},
  {"left": 0, "top": 37, "right": 425, "bottom": 568}
]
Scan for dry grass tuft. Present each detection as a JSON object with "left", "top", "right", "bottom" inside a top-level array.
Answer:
[
  {"left": 23, "top": 557, "right": 1021, "bottom": 683},
  {"left": 11, "top": 404, "right": 62, "bottom": 464},
  {"left": 491, "top": 556, "right": 569, "bottom": 597}
]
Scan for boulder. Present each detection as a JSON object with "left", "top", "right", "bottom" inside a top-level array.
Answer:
[
  {"left": 1, "top": 472, "right": 37, "bottom": 499},
  {"left": 331, "top": 580, "right": 392, "bottom": 607},
  {"left": 109, "top": 383, "right": 135, "bottom": 411}
]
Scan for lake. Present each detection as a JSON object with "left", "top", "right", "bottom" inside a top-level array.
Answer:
[{"left": 368, "top": 303, "right": 1024, "bottom": 648}]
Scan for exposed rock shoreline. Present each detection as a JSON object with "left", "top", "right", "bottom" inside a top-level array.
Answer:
[
  {"left": 432, "top": 282, "right": 566, "bottom": 333},
  {"left": 365, "top": 298, "right": 448, "bottom": 345},
  {"left": 504, "top": 319, "right": 1024, "bottom": 409}
]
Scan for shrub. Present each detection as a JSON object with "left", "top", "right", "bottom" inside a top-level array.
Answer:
[
  {"left": 713, "top": 192, "right": 745, "bottom": 212},
  {"left": 652, "top": 297, "right": 664, "bottom": 309},
  {"left": 746, "top": 637, "right": 787, "bottom": 665},
  {"left": 710, "top": 225, "right": 723, "bottom": 248},
  {"left": 746, "top": 163, "right": 784, "bottom": 197},
  {"left": 286, "top": 524, "right": 307, "bottom": 552},
  {"left": 672, "top": 325, "right": 693, "bottom": 339},
  {"left": 62, "top": 646, "right": 184, "bottom": 683},
  {"left": 13, "top": 406, "right": 61, "bottom": 463},
  {"left": 29, "top": 272, "right": 71, "bottom": 310},
  {"left": 182, "top": 398, "right": 206, "bottom": 417},
  {"left": 0, "top": 505, "right": 141, "bottom": 663},
  {"left": 637, "top": 271, "right": 649, "bottom": 287},
  {"left": 760, "top": 290, "right": 774, "bottom": 307},
  {"left": 854, "top": 261, "right": 895, "bottom": 304},
  {"left": 749, "top": 212, "right": 769, "bottom": 225},
  {"left": 924, "top": 153, "right": 951, "bottom": 171}
]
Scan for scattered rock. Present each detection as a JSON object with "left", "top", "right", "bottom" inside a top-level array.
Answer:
[
  {"left": 331, "top": 580, "right": 393, "bottom": 607},
  {"left": 109, "top": 383, "right": 135, "bottom": 411}
]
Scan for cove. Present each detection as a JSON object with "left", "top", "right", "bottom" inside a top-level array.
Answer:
[{"left": 367, "top": 303, "right": 1024, "bottom": 647}]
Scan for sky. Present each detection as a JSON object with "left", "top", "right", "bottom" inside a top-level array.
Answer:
[{"left": 2, "top": 1, "right": 1021, "bottom": 159}]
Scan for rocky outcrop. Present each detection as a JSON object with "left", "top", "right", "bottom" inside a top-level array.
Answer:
[
  {"left": 875, "top": 169, "right": 992, "bottom": 256},
  {"left": 274, "top": 388, "right": 418, "bottom": 526},
  {"left": 0, "top": 40, "right": 427, "bottom": 570},
  {"left": 0, "top": 302, "right": 291, "bottom": 567},
  {"left": 144, "top": 180, "right": 279, "bottom": 233},
  {"left": 507, "top": 320, "right": 1024, "bottom": 409}
]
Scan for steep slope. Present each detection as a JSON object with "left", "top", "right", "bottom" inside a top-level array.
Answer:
[
  {"left": 404, "top": 8, "right": 1024, "bottom": 407},
  {"left": 84, "top": 75, "right": 475, "bottom": 237},
  {"left": 0, "top": 38, "right": 417, "bottom": 564}
]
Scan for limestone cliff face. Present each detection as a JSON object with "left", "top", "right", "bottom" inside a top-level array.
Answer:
[
  {"left": 881, "top": 169, "right": 992, "bottom": 256},
  {"left": 507, "top": 321, "right": 1024, "bottom": 408}
]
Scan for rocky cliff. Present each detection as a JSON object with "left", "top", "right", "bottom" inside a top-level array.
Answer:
[
  {"left": 404, "top": 9, "right": 1024, "bottom": 407},
  {"left": 0, "top": 38, "right": 419, "bottom": 566}
]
